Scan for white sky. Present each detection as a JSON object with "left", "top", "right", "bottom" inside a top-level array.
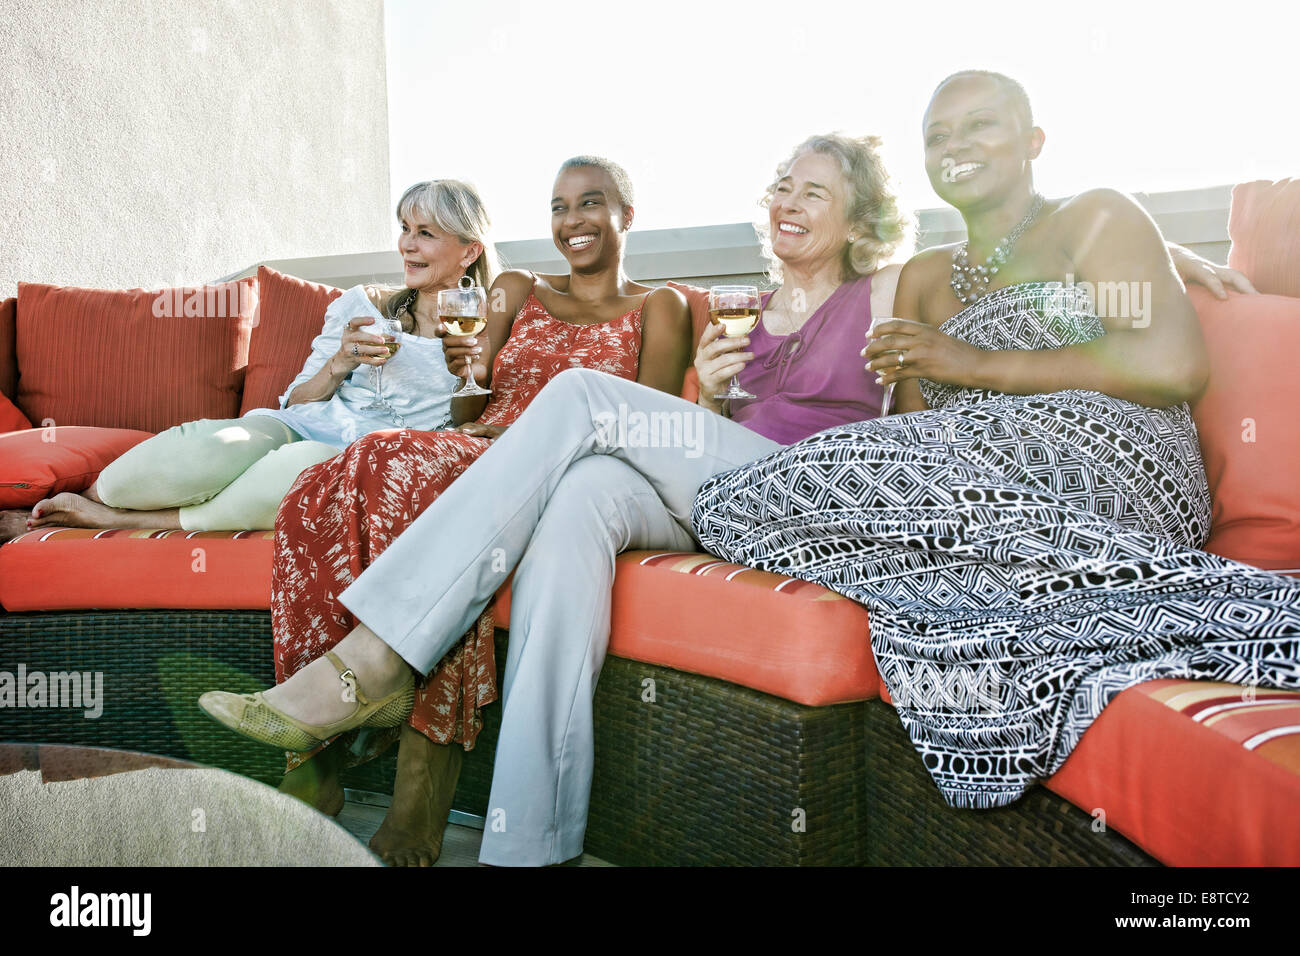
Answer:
[{"left": 384, "top": 0, "right": 1298, "bottom": 244}]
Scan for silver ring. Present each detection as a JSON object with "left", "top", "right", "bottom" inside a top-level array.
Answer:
[
  {"left": 352, "top": 344, "right": 359, "bottom": 357},
  {"left": 897, "top": 352, "right": 905, "bottom": 368}
]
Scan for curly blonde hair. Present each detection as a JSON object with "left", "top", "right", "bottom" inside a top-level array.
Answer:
[{"left": 759, "top": 133, "right": 912, "bottom": 283}]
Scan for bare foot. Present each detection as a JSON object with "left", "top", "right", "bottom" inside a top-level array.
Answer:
[
  {"left": 369, "top": 725, "right": 463, "bottom": 867},
  {"left": 0, "top": 510, "right": 30, "bottom": 543},
  {"left": 28, "top": 492, "right": 138, "bottom": 530},
  {"left": 278, "top": 747, "right": 345, "bottom": 817}
]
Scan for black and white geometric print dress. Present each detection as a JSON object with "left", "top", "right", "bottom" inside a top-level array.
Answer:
[{"left": 692, "top": 282, "right": 1300, "bottom": 809}]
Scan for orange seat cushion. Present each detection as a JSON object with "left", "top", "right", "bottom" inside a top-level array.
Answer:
[
  {"left": 0, "top": 528, "right": 274, "bottom": 611},
  {"left": 1227, "top": 179, "right": 1300, "bottom": 299},
  {"left": 1046, "top": 679, "right": 1300, "bottom": 865},
  {"left": 1189, "top": 285, "right": 1300, "bottom": 569},
  {"left": 0, "top": 426, "right": 151, "bottom": 508},
  {"left": 240, "top": 267, "right": 343, "bottom": 415},
  {"left": 2, "top": 539, "right": 877, "bottom": 707},
  {"left": 604, "top": 551, "right": 877, "bottom": 706},
  {"left": 15, "top": 279, "right": 256, "bottom": 433}
]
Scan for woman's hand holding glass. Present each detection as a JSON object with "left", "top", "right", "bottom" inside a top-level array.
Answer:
[
  {"left": 438, "top": 280, "right": 491, "bottom": 397},
  {"left": 435, "top": 321, "right": 487, "bottom": 383},
  {"left": 359, "top": 315, "right": 407, "bottom": 422},
  {"left": 694, "top": 318, "right": 756, "bottom": 413},
  {"left": 334, "top": 316, "right": 395, "bottom": 374},
  {"left": 707, "top": 285, "right": 761, "bottom": 401},
  {"left": 864, "top": 317, "right": 988, "bottom": 392}
]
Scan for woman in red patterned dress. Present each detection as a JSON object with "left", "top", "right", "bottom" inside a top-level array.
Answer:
[{"left": 270, "top": 156, "right": 693, "bottom": 864}]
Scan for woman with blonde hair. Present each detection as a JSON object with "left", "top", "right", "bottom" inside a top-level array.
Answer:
[{"left": 17, "top": 179, "right": 497, "bottom": 536}]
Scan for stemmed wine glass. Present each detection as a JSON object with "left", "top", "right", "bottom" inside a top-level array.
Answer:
[
  {"left": 709, "top": 284, "right": 761, "bottom": 401},
  {"left": 361, "top": 314, "right": 407, "bottom": 424},
  {"left": 869, "top": 316, "right": 899, "bottom": 416},
  {"left": 439, "top": 276, "right": 490, "bottom": 397}
]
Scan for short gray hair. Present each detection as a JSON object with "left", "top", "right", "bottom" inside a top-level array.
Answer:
[
  {"left": 396, "top": 179, "right": 500, "bottom": 289},
  {"left": 557, "top": 155, "right": 635, "bottom": 211},
  {"left": 759, "top": 133, "right": 912, "bottom": 283}
]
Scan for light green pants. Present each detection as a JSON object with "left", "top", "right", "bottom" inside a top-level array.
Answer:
[{"left": 95, "top": 416, "right": 342, "bottom": 531}]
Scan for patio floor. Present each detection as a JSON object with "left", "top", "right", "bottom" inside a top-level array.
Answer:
[{"left": 335, "top": 791, "right": 615, "bottom": 867}]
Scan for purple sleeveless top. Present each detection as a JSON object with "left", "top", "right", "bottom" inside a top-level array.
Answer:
[{"left": 730, "top": 275, "right": 884, "bottom": 444}]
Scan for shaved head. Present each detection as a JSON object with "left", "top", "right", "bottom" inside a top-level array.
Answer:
[{"left": 930, "top": 70, "right": 1034, "bottom": 132}]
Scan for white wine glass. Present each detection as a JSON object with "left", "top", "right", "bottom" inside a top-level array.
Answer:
[
  {"left": 869, "top": 316, "right": 900, "bottom": 416},
  {"left": 439, "top": 277, "right": 490, "bottom": 397},
  {"left": 709, "top": 284, "right": 760, "bottom": 401},
  {"left": 361, "top": 315, "right": 406, "bottom": 424}
]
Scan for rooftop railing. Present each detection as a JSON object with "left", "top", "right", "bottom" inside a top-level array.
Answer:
[{"left": 223, "top": 185, "right": 1233, "bottom": 291}]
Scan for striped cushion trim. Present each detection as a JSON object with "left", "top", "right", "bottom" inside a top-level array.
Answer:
[
  {"left": 1245, "top": 725, "right": 1300, "bottom": 751},
  {"left": 630, "top": 550, "right": 847, "bottom": 601},
  {"left": 10, "top": 528, "right": 273, "bottom": 543},
  {"left": 1144, "top": 680, "right": 1300, "bottom": 771}
]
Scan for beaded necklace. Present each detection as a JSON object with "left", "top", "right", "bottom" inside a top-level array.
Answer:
[{"left": 950, "top": 193, "right": 1044, "bottom": 305}]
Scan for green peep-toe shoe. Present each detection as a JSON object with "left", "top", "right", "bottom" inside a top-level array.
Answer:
[{"left": 198, "top": 651, "right": 415, "bottom": 752}]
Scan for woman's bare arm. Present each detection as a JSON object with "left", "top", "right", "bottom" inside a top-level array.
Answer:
[
  {"left": 973, "top": 190, "right": 1208, "bottom": 406},
  {"left": 870, "top": 191, "right": 1210, "bottom": 409},
  {"left": 634, "top": 286, "right": 693, "bottom": 396}
]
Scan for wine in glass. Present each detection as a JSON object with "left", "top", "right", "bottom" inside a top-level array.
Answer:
[
  {"left": 439, "top": 277, "right": 490, "bottom": 397},
  {"left": 361, "top": 315, "right": 406, "bottom": 424},
  {"left": 709, "top": 284, "right": 760, "bottom": 401}
]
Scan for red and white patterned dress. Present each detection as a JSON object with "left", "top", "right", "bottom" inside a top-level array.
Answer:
[{"left": 271, "top": 286, "right": 643, "bottom": 769}]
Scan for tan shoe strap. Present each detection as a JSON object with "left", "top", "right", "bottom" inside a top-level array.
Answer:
[{"left": 324, "top": 651, "right": 370, "bottom": 706}]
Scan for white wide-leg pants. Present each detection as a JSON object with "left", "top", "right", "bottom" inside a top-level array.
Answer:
[{"left": 339, "top": 368, "right": 780, "bottom": 864}]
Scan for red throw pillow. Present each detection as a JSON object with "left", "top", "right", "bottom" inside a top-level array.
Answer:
[
  {"left": 0, "top": 426, "right": 153, "bottom": 508},
  {"left": 0, "top": 390, "right": 31, "bottom": 433},
  {"left": 0, "top": 297, "right": 16, "bottom": 400},
  {"left": 1189, "top": 285, "right": 1300, "bottom": 569},
  {"left": 15, "top": 279, "right": 256, "bottom": 434},
  {"left": 239, "top": 266, "right": 343, "bottom": 415},
  {"left": 1227, "top": 179, "right": 1300, "bottom": 300}
]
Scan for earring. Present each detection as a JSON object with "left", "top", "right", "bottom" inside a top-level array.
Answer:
[{"left": 848, "top": 234, "right": 857, "bottom": 244}]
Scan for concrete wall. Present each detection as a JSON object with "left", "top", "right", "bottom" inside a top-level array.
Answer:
[{"left": 0, "top": 0, "right": 391, "bottom": 298}]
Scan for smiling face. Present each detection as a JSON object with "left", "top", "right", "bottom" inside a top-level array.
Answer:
[
  {"left": 397, "top": 212, "right": 480, "bottom": 293},
  {"left": 768, "top": 150, "right": 853, "bottom": 275},
  {"left": 550, "top": 165, "right": 631, "bottom": 271},
  {"left": 923, "top": 73, "right": 1043, "bottom": 211}
]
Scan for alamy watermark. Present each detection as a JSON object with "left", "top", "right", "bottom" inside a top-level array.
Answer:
[
  {"left": 49, "top": 886, "right": 150, "bottom": 935},
  {"left": 151, "top": 283, "right": 256, "bottom": 320},
  {"left": 594, "top": 403, "right": 706, "bottom": 459},
  {"left": 1054, "top": 273, "right": 1151, "bottom": 328},
  {"left": 0, "top": 664, "right": 103, "bottom": 718}
]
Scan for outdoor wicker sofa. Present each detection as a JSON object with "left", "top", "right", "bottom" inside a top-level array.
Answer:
[{"left": 3, "top": 179, "right": 1299, "bottom": 865}]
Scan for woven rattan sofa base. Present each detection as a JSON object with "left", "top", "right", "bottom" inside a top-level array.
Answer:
[{"left": 0, "top": 610, "right": 1155, "bottom": 866}]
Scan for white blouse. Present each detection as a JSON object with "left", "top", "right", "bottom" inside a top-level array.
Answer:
[{"left": 244, "top": 285, "right": 461, "bottom": 448}]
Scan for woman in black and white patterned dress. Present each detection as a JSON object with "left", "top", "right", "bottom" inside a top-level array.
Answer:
[{"left": 691, "top": 71, "right": 1300, "bottom": 809}]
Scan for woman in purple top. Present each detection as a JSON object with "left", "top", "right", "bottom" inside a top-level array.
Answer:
[
  {"left": 199, "top": 133, "right": 1251, "bottom": 866},
  {"left": 729, "top": 275, "right": 884, "bottom": 443}
]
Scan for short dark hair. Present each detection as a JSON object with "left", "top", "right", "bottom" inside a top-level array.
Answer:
[
  {"left": 933, "top": 70, "right": 1034, "bottom": 131},
  {"left": 557, "top": 155, "right": 635, "bottom": 210}
]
